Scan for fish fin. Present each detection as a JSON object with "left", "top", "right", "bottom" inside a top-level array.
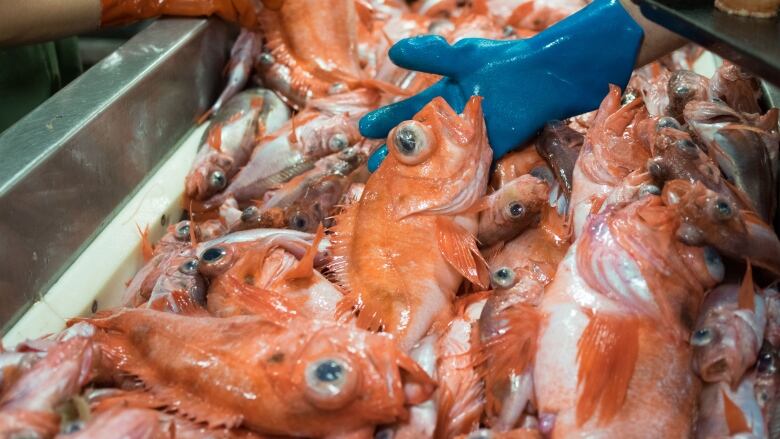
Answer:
[
  {"left": 435, "top": 372, "right": 483, "bottom": 439},
  {"left": 722, "top": 388, "right": 751, "bottom": 435},
  {"left": 196, "top": 109, "right": 213, "bottom": 125},
  {"left": 207, "top": 123, "right": 223, "bottom": 152},
  {"left": 136, "top": 224, "right": 154, "bottom": 262},
  {"left": 328, "top": 203, "right": 358, "bottom": 290},
  {"left": 576, "top": 312, "right": 639, "bottom": 426},
  {"left": 481, "top": 304, "right": 540, "bottom": 417},
  {"left": 147, "top": 291, "right": 207, "bottom": 316},
  {"left": 89, "top": 319, "right": 243, "bottom": 428},
  {"left": 738, "top": 262, "right": 755, "bottom": 311},
  {"left": 436, "top": 216, "right": 490, "bottom": 289},
  {"left": 397, "top": 351, "right": 437, "bottom": 405},
  {"left": 283, "top": 224, "right": 325, "bottom": 281}
]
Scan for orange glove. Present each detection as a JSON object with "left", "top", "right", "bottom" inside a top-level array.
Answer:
[{"left": 100, "top": 0, "right": 270, "bottom": 29}]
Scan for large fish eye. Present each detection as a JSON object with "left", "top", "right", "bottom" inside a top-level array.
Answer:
[
  {"left": 178, "top": 258, "right": 199, "bottom": 275},
  {"left": 491, "top": 267, "right": 516, "bottom": 289},
  {"left": 304, "top": 357, "right": 359, "bottom": 409},
  {"left": 174, "top": 221, "right": 191, "bottom": 241},
  {"left": 241, "top": 206, "right": 259, "bottom": 223},
  {"left": 209, "top": 170, "right": 227, "bottom": 189},
  {"left": 288, "top": 211, "right": 312, "bottom": 231},
  {"left": 505, "top": 201, "right": 526, "bottom": 220},
  {"left": 758, "top": 352, "right": 777, "bottom": 375},
  {"left": 703, "top": 247, "right": 724, "bottom": 283},
  {"left": 390, "top": 121, "right": 435, "bottom": 166},
  {"left": 198, "top": 245, "right": 233, "bottom": 277},
  {"left": 690, "top": 328, "right": 714, "bottom": 346},
  {"left": 710, "top": 198, "right": 734, "bottom": 221},
  {"left": 328, "top": 133, "right": 349, "bottom": 152},
  {"left": 656, "top": 117, "right": 681, "bottom": 130}
]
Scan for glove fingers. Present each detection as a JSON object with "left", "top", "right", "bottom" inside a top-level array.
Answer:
[
  {"left": 388, "top": 36, "right": 464, "bottom": 78},
  {"left": 359, "top": 79, "right": 455, "bottom": 139}
]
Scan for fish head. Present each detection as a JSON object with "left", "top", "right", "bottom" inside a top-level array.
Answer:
[
  {"left": 754, "top": 342, "right": 780, "bottom": 415},
  {"left": 691, "top": 284, "right": 765, "bottom": 385},
  {"left": 662, "top": 179, "right": 747, "bottom": 249},
  {"left": 377, "top": 96, "right": 492, "bottom": 218},
  {"left": 298, "top": 113, "right": 362, "bottom": 158},
  {"left": 185, "top": 153, "right": 234, "bottom": 200},
  {"left": 646, "top": 125, "right": 721, "bottom": 188},
  {"left": 283, "top": 326, "right": 435, "bottom": 418},
  {"left": 666, "top": 70, "right": 710, "bottom": 120}
]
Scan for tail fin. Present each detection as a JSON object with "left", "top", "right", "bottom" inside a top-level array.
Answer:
[{"left": 576, "top": 313, "right": 640, "bottom": 426}]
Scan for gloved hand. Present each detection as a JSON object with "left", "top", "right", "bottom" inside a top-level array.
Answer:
[
  {"left": 100, "top": 0, "right": 265, "bottom": 28},
  {"left": 362, "top": 0, "right": 644, "bottom": 172}
]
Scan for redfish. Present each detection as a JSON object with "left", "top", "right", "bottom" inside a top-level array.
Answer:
[
  {"left": 80, "top": 309, "right": 434, "bottom": 437},
  {"left": 330, "top": 96, "right": 492, "bottom": 351}
]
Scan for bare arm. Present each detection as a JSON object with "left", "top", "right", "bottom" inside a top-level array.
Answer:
[
  {"left": 620, "top": 0, "right": 688, "bottom": 66},
  {"left": 0, "top": 0, "right": 100, "bottom": 46}
]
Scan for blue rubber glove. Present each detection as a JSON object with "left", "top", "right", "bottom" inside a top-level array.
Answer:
[{"left": 361, "top": 0, "right": 644, "bottom": 172}]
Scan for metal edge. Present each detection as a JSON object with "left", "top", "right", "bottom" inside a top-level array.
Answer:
[{"left": 0, "top": 18, "right": 235, "bottom": 331}]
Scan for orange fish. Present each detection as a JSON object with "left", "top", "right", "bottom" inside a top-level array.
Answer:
[
  {"left": 479, "top": 210, "right": 569, "bottom": 431},
  {"left": 256, "top": 0, "right": 364, "bottom": 108},
  {"left": 476, "top": 173, "right": 550, "bottom": 247},
  {"left": 0, "top": 337, "right": 95, "bottom": 438},
  {"left": 533, "top": 196, "right": 723, "bottom": 437},
  {"left": 330, "top": 96, "right": 493, "bottom": 351},
  {"left": 570, "top": 85, "right": 649, "bottom": 237},
  {"left": 80, "top": 309, "right": 434, "bottom": 438}
]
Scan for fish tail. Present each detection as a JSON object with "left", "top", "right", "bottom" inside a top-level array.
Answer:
[{"left": 576, "top": 312, "right": 640, "bottom": 426}]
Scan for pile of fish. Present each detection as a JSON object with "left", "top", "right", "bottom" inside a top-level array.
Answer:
[{"left": 2, "top": 1, "right": 780, "bottom": 438}]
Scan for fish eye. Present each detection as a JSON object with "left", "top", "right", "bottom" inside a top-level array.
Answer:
[
  {"left": 328, "top": 133, "right": 349, "bottom": 152},
  {"left": 758, "top": 352, "right": 777, "bottom": 375},
  {"left": 209, "top": 171, "right": 227, "bottom": 189},
  {"left": 711, "top": 198, "right": 734, "bottom": 221},
  {"left": 288, "top": 212, "right": 311, "bottom": 231},
  {"left": 639, "top": 184, "right": 661, "bottom": 197},
  {"left": 505, "top": 201, "right": 525, "bottom": 219},
  {"left": 201, "top": 246, "right": 226, "bottom": 264},
  {"left": 491, "top": 267, "right": 516, "bottom": 289},
  {"left": 304, "top": 357, "right": 359, "bottom": 409},
  {"left": 174, "top": 222, "right": 191, "bottom": 240},
  {"left": 703, "top": 247, "right": 724, "bottom": 282},
  {"left": 647, "top": 158, "right": 667, "bottom": 181},
  {"left": 198, "top": 245, "right": 233, "bottom": 277},
  {"left": 673, "top": 84, "right": 692, "bottom": 98},
  {"left": 691, "top": 328, "right": 713, "bottom": 346},
  {"left": 656, "top": 117, "right": 681, "bottom": 130},
  {"left": 178, "top": 258, "right": 199, "bottom": 275},
  {"left": 390, "top": 121, "right": 435, "bottom": 165},
  {"left": 241, "top": 206, "right": 258, "bottom": 222}
]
